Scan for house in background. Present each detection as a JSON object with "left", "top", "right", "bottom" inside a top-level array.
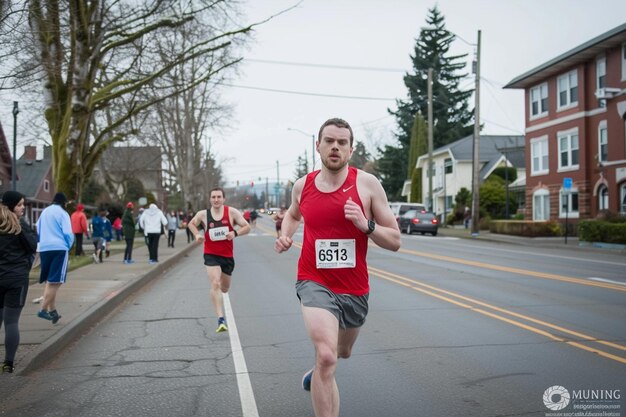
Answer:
[
  {"left": 93, "top": 145, "right": 166, "bottom": 207},
  {"left": 505, "top": 23, "right": 626, "bottom": 222},
  {"left": 412, "top": 134, "right": 525, "bottom": 220},
  {"left": 0, "top": 144, "right": 55, "bottom": 225},
  {"left": 0, "top": 122, "right": 13, "bottom": 187}
]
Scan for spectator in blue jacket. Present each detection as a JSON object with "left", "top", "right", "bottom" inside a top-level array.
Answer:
[
  {"left": 36, "top": 192, "right": 74, "bottom": 324},
  {"left": 91, "top": 209, "right": 113, "bottom": 264}
]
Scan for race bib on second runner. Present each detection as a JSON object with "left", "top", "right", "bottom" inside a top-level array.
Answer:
[
  {"left": 315, "top": 239, "right": 356, "bottom": 269},
  {"left": 209, "top": 226, "right": 229, "bottom": 241}
]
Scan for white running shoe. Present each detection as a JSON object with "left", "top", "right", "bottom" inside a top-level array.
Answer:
[{"left": 32, "top": 296, "right": 44, "bottom": 304}]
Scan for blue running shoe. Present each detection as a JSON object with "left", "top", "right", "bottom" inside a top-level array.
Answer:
[
  {"left": 216, "top": 317, "right": 228, "bottom": 333},
  {"left": 302, "top": 369, "right": 313, "bottom": 391},
  {"left": 37, "top": 310, "right": 53, "bottom": 321},
  {"left": 49, "top": 309, "right": 61, "bottom": 324}
]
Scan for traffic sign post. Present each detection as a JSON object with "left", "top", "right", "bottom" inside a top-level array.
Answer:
[{"left": 562, "top": 178, "right": 572, "bottom": 244}]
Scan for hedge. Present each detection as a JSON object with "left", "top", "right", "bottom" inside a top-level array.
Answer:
[
  {"left": 578, "top": 220, "right": 626, "bottom": 244},
  {"left": 489, "top": 220, "right": 562, "bottom": 237}
]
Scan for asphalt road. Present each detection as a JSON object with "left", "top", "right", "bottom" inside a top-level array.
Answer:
[{"left": 2, "top": 216, "right": 624, "bottom": 417}]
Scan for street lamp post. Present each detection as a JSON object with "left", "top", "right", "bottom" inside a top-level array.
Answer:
[
  {"left": 12, "top": 101, "right": 19, "bottom": 191},
  {"left": 288, "top": 127, "right": 315, "bottom": 171}
]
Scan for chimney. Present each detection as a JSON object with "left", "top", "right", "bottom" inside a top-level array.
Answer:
[{"left": 23, "top": 145, "right": 37, "bottom": 161}]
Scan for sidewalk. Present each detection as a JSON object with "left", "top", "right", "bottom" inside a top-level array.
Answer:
[
  {"left": 438, "top": 225, "right": 626, "bottom": 254},
  {"left": 2, "top": 230, "right": 199, "bottom": 375}
]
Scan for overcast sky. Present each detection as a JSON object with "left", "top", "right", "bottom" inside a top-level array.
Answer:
[
  {"left": 2, "top": 1, "right": 625, "bottom": 189},
  {"left": 216, "top": 0, "right": 626, "bottom": 186}
]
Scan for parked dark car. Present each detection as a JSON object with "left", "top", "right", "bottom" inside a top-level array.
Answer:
[{"left": 398, "top": 210, "right": 439, "bottom": 236}]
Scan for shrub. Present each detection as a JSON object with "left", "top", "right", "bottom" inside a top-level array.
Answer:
[
  {"left": 489, "top": 220, "right": 562, "bottom": 237},
  {"left": 579, "top": 220, "right": 626, "bottom": 244}
]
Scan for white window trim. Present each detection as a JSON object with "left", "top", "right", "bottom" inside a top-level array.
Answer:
[
  {"left": 557, "top": 69, "right": 578, "bottom": 111},
  {"left": 529, "top": 83, "right": 548, "bottom": 120},
  {"left": 533, "top": 189, "right": 550, "bottom": 221},
  {"left": 530, "top": 135, "right": 549, "bottom": 176},
  {"left": 559, "top": 188, "right": 579, "bottom": 219},
  {"left": 43, "top": 180, "right": 50, "bottom": 192},
  {"left": 599, "top": 185, "right": 609, "bottom": 211},
  {"left": 557, "top": 128, "right": 580, "bottom": 172},
  {"left": 598, "top": 120, "right": 608, "bottom": 163},
  {"left": 621, "top": 183, "right": 626, "bottom": 214},
  {"left": 596, "top": 55, "right": 606, "bottom": 90}
]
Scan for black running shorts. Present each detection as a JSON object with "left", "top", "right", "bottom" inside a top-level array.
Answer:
[{"left": 203, "top": 254, "right": 235, "bottom": 276}]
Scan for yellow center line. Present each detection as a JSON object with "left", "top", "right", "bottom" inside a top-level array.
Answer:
[
  {"left": 369, "top": 266, "right": 626, "bottom": 364},
  {"left": 257, "top": 222, "right": 626, "bottom": 363},
  {"left": 393, "top": 246, "right": 626, "bottom": 292}
]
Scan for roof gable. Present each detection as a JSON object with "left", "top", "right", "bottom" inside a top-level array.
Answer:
[
  {"left": 416, "top": 134, "right": 525, "bottom": 181},
  {"left": 0, "top": 145, "right": 53, "bottom": 198}
]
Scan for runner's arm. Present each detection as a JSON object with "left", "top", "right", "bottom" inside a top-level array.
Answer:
[
  {"left": 275, "top": 177, "right": 304, "bottom": 253},
  {"left": 187, "top": 212, "right": 205, "bottom": 242},
  {"left": 346, "top": 173, "right": 400, "bottom": 252},
  {"left": 229, "top": 208, "right": 250, "bottom": 239}
]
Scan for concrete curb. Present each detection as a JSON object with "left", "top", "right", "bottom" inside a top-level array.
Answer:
[{"left": 18, "top": 242, "right": 199, "bottom": 375}]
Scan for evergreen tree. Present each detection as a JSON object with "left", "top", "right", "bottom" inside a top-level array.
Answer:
[
  {"left": 408, "top": 112, "right": 428, "bottom": 178},
  {"left": 349, "top": 142, "right": 372, "bottom": 171},
  {"left": 376, "top": 145, "right": 405, "bottom": 201},
  {"left": 408, "top": 113, "right": 427, "bottom": 203},
  {"left": 410, "top": 167, "right": 423, "bottom": 203},
  {"left": 293, "top": 154, "right": 309, "bottom": 180},
  {"left": 379, "top": 5, "right": 474, "bottom": 199}
]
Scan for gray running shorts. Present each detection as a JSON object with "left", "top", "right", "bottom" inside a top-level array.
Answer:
[{"left": 295, "top": 280, "right": 369, "bottom": 329}]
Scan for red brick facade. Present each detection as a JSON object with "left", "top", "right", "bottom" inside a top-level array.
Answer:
[{"left": 506, "top": 24, "right": 626, "bottom": 222}]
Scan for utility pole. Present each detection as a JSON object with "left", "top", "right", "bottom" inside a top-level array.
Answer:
[
  {"left": 12, "top": 101, "right": 19, "bottom": 191},
  {"left": 265, "top": 177, "right": 269, "bottom": 209},
  {"left": 427, "top": 68, "right": 434, "bottom": 212},
  {"left": 310, "top": 133, "right": 315, "bottom": 171},
  {"left": 288, "top": 128, "right": 316, "bottom": 171},
  {"left": 276, "top": 160, "right": 280, "bottom": 206},
  {"left": 471, "top": 30, "right": 481, "bottom": 236}
]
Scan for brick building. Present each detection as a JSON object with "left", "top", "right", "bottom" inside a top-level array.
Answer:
[{"left": 505, "top": 23, "right": 626, "bottom": 222}]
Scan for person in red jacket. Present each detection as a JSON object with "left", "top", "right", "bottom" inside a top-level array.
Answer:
[
  {"left": 275, "top": 118, "right": 400, "bottom": 417},
  {"left": 70, "top": 203, "right": 89, "bottom": 256}
]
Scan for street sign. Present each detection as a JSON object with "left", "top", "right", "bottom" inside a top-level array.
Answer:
[{"left": 563, "top": 177, "right": 572, "bottom": 190}]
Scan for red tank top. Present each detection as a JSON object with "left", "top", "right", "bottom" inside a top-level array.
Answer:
[
  {"left": 203, "top": 206, "right": 234, "bottom": 257},
  {"left": 298, "top": 167, "right": 369, "bottom": 296}
]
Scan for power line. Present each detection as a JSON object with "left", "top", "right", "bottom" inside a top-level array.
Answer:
[
  {"left": 221, "top": 83, "right": 396, "bottom": 101},
  {"left": 245, "top": 58, "right": 406, "bottom": 73}
]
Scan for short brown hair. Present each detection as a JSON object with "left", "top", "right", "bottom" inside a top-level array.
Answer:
[
  {"left": 318, "top": 118, "right": 354, "bottom": 146},
  {"left": 210, "top": 187, "right": 225, "bottom": 198}
]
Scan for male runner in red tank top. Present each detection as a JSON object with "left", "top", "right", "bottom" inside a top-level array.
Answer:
[
  {"left": 275, "top": 118, "right": 401, "bottom": 417},
  {"left": 187, "top": 187, "right": 250, "bottom": 333}
]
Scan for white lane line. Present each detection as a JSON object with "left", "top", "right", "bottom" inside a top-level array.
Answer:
[
  {"left": 223, "top": 293, "right": 259, "bottom": 417},
  {"left": 589, "top": 277, "right": 626, "bottom": 286}
]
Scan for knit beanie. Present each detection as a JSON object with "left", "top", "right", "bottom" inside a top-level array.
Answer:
[{"left": 1, "top": 190, "right": 24, "bottom": 212}]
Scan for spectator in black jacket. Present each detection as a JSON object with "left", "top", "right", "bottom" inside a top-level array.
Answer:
[
  {"left": 0, "top": 191, "right": 38, "bottom": 373},
  {"left": 122, "top": 202, "right": 136, "bottom": 264}
]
